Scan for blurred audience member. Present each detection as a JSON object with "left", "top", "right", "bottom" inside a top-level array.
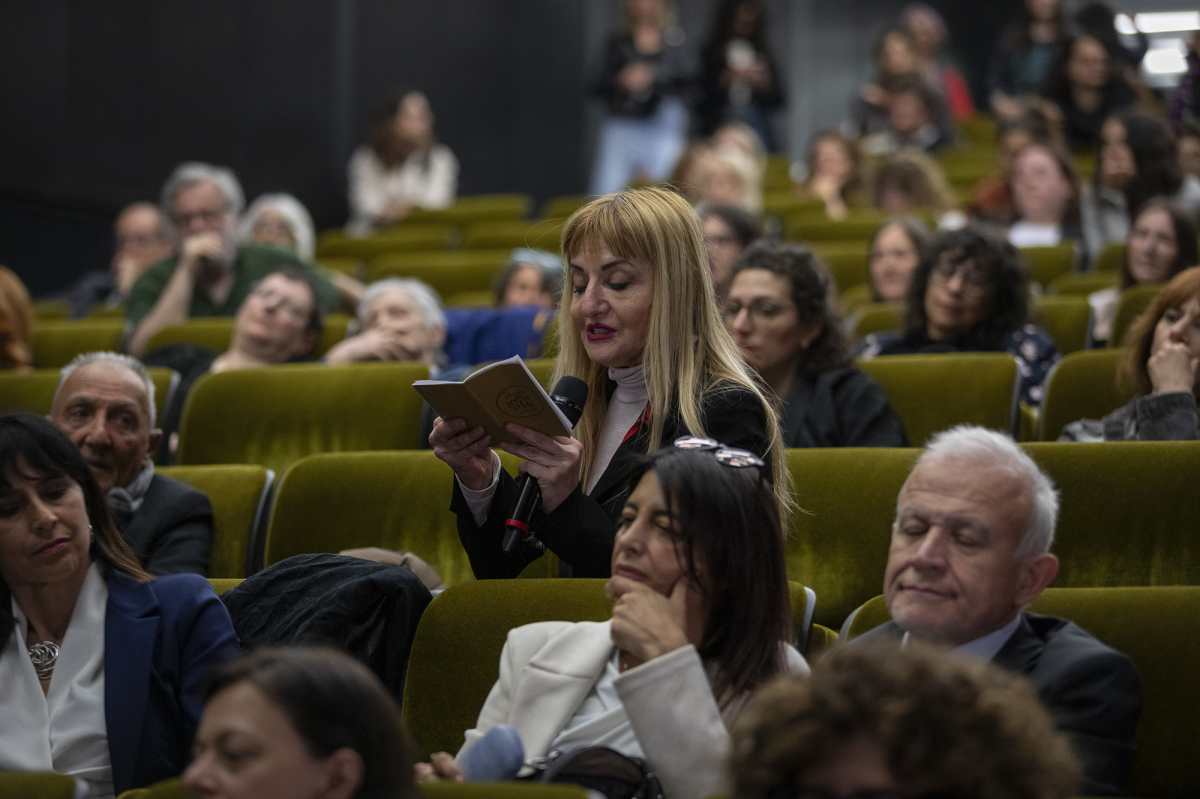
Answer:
[
  {"left": 694, "top": 146, "right": 762, "bottom": 212},
  {"left": 869, "top": 149, "right": 965, "bottom": 228},
  {"left": 1179, "top": 121, "right": 1200, "bottom": 181},
  {"left": 493, "top": 248, "right": 562, "bottom": 309},
  {"left": 1169, "top": 32, "right": 1200, "bottom": 129},
  {"left": 796, "top": 130, "right": 862, "bottom": 220},
  {"left": 589, "top": 0, "right": 691, "bottom": 195},
  {"left": 1089, "top": 199, "right": 1198, "bottom": 343},
  {"left": 732, "top": 645, "right": 1081, "bottom": 799},
  {"left": 698, "top": 203, "right": 762, "bottom": 302},
  {"left": 861, "top": 75, "right": 953, "bottom": 156},
  {"left": 1007, "top": 141, "right": 1082, "bottom": 248},
  {"left": 126, "top": 162, "right": 335, "bottom": 357},
  {"left": 1074, "top": 2, "right": 1148, "bottom": 80},
  {"left": 851, "top": 26, "right": 953, "bottom": 146},
  {"left": 0, "top": 266, "right": 34, "bottom": 371},
  {"left": 324, "top": 278, "right": 446, "bottom": 367},
  {"left": 861, "top": 227, "right": 1058, "bottom": 405},
  {"left": 852, "top": 425, "right": 1140, "bottom": 796},
  {"left": 185, "top": 647, "right": 419, "bottom": 799},
  {"left": 970, "top": 109, "right": 1057, "bottom": 224},
  {"left": 989, "top": 0, "right": 1067, "bottom": 121},
  {"left": 1039, "top": 34, "right": 1136, "bottom": 152},
  {"left": 1065, "top": 266, "right": 1200, "bottom": 441},
  {"left": 50, "top": 352, "right": 213, "bottom": 575},
  {"left": 711, "top": 120, "right": 767, "bottom": 170},
  {"left": 240, "top": 194, "right": 315, "bottom": 260},
  {"left": 724, "top": 241, "right": 907, "bottom": 447},
  {"left": 348, "top": 92, "right": 459, "bottom": 234},
  {"left": 901, "top": 3, "right": 975, "bottom": 121},
  {"left": 868, "top": 217, "right": 930, "bottom": 303},
  {"left": 696, "top": 0, "right": 784, "bottom": 150},
  {"left": 1083, "top": 112, "right": 1200, "bottom": 259},
  {"left": 68, "top": 203, "right": 175, "bottom": 319}
]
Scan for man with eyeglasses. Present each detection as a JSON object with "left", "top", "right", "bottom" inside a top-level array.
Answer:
[{"left": 125, "top": 162, "right": 337, "bottom": 356}]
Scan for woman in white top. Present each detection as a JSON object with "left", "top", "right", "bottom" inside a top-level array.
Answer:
[
  {"left": 417, "top": 441, "right": 809, "bottom": 798},
  {"left": 0, "top": 413, "right": 239, "bottom": 797},
  {"left": 1007, "top": 140, "right": 1082, "bottom": 249},
  {"left": 347, "top": 92, "right": 459, "bottom": 234}
]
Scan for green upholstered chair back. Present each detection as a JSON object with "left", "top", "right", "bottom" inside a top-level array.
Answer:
[
  {"left": 401, "top": 579, "right": 815, "bottom": 758},
  {"left": 817, "top": 250, "right": 869, "bottom": 295},
  {"left": 145, "top": 316, "right": 351, "bottom": 359},
  {"left": 206, "top": 577, "right": 244, "bottom": 596},
  {"left": 1048, "top": 271, "right": 1117, "bottom": 296},
  {"left": 406, "top": 194, "right": 532, "bottom": 226},
  {"left": 1094, "top": 242, "right": 1126, "bottom": 273},
  {"left": 850, "top": 303, "right": 902, "bottom": 340},
  {"left": 841, "top": 586, "right": 1200, "bottom": 798},
  {"left": 1035, "top": 348, "right": 1131, "bottom": 440},
  {"left": 1024, "top": 441, "right": 1200, "bottom": 588},
  {"left": 262, "top": 451, "right": 559, "bottom": 585},
  {"left": 787, "top": 212, "right": 887, "bottom": 242},
  {"left": 176, "top": 362, "right": 429, "bottom": 475},
  {"left": 786, "top": 447, "right": 919, "bottom": 627},
  {"left": 838, "top": 283, "right": 873, "bottom": 314},
  {"left": 421, "top": 784, "right": 590, "bottom": 798},
  {"left": 1018, "top": 244, "right": 1077, "bottom": 289},
  {"left": 0, "top": 773, "right": 77, "bottom": 799},
  {"left": 540, "top": 194, "right": 590, "bottom": 221},
  {"left": 158, "top": 465, "right": 273, "bottom": 578},
  {"left": 0, "top": 367, "right": 178, "bottom": 423},
  {"left": 315, "top": 224, "right": 455, "bottom": 259},
  {"left": 1110, "top": 283, "right": 1161, "bottom": 349},
  {"left": 856, "top": 354, "right": 1019, "bottom": 445},
  {"left": 461, "top": 220, "right": 563, "bottom": 251},
  {"left": 365, "top": 251, "right": 512, "bottom": 297},
  {"left": 1032, "top": 295, "right": 1092, "bottom": 355},
  {"left": 31, "top": 320, "right": 126, "bottom": 368}
]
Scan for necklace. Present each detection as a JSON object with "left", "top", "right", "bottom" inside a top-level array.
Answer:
[{"left": 28, "top": 641, "right": 61, "bottom": 680}]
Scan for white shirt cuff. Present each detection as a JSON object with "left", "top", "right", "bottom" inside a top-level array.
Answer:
[{"left": 458, "top": 453, "right": 502, "bottom": 527}]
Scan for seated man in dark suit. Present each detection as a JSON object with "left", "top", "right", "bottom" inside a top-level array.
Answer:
[
  {"left": 50, "top": 351, "right": 213, "bottom": 575},
  {"left": 852, "top": 425, "right": 1141, "bottom": 796}
]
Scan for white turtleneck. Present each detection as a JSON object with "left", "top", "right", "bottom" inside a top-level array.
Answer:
[{"left": 459, "top": 365, "right": 649, "bottom": 525}]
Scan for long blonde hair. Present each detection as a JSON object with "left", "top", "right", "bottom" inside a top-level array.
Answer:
[{"left": 555, "top": 186, "right": 792, "bottom": 520}]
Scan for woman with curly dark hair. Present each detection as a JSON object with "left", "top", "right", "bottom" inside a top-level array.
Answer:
[
  {"left": 861, "top": 226, "right": 1059, "bottom": 405},
  {"left": 724, "top": 241, "right": 907, "bottom": 447}
]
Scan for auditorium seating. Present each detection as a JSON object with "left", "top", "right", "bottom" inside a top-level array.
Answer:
[
  {"left": 406, "top": 194, "right": 532, "bottom": 226},
  {"left": 851, "top": 302, "right": 902, "bottom": 340},
  {"left": 540, "top": 194, "right": 590, "bottom": 220},
  {"left": 1109, "top": 283, "right": 1160, "bottom": 347},
  {"left": 401, "top": 578, "right": 816, "bottom": 758},
  {"left": 365, "top": 250, "right": 511, "bottom": 296},
  {"left": 0, "top": 366, "right": 178, "bottom": 422},
  {"left": 31, "top": 319, "right": 125, "bottom": 368},
  {"left": 787, "top": 212, "right": 889, "bottom": 242},
  {"left": 1036, "top": 348, "right": 1131, "bottom": 440},
  {"left": 1049, "top": 270, "right": 1117, "bottom": 296},
  {"left": 1032, "top": 294, "right": 1091, "bottom": 354},
  {"left": 461, "top": 220, "right": 563, "bottom": 251},
  {"left": 1018, "top": 244, "right": 1077, "bottom": 290},
  {"left": 175, "top": 362, "right": 429, "bottom": 475},
  {"left": 143, "top": 314, "right": 351, "bottom": 359},
  {"left": 857, "top": 353, "right": 1019, "bottom": 445},
  {"left": 206, "top": 577, "right": 244, "bottom": 595},
  {"left": 0, "top": 773, "right": 76, "bottom": 799},
  {"left": 159, "top": 465, "right": 273, "bottom": 578},
  {"left": 1094, "top": 242, "right": 1125, "bottom": 274},
  {"left": 840, "top": 586, "right": 1200, "bottom": 798},
  {"left": 315, "top": 224, "right": 456, "bottom": 259},
  {"left": 817, "top": 249, "right": 869, "bottom": 295}
]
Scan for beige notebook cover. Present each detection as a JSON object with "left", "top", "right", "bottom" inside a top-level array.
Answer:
[{"left": 412, "top": 356, "right": 571, "bottom": 444}]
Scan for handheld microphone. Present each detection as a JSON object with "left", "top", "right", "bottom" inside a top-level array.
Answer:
[{"left": 502, "top": 376, "right": 588, "bottom": 554}]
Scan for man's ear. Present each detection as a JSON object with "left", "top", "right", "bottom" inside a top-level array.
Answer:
[
  {"left": 1016, "top": 553, "right": 1059, "bottom": 608},
  {"left": 320, "top": 747, "right": 365, "bottom": 799},
  {"left": 147, "top": 428, "right": 163, "bottom": 459}
]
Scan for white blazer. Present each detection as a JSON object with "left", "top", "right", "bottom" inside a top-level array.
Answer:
[{"left": 458, "top": 620, "right": 808, "bottom": 798}]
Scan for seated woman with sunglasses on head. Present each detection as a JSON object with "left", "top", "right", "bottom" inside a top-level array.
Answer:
[{"left": 416, "top": 441, "right": 807, "bottom": 798}]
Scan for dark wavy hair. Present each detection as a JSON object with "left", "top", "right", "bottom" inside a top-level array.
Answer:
[
  {"left": 1104, "top": 112, "right": 1186, "bottom": 218},
  {"left": 366, "top": 91, "right": 435, "bottom": 172},
  {"left": 626, "top": 445, "right": 792, "bottom": 707},
  {"left": 730, "top": 240, "right": 850, "bottom": 373},
  {"left": 903, "top": 226, "right": 1032, "bottom": 350},
  {"left": 698, "top": 203, "right": 764, "bottom": 249},
  {"left": 0, "top": 413, "right": 150, "bottom": 650},
  {"left": 1121, "top": 266, "right": 1200, "bottom": 397},
  {"left": 1119, "top": 198, "right": 1199, "bottom": 289},
  {"left": 204, "top": 647, "right": 418, "bottom": 799},
  {"left": 732, "top": 643, "right": 1081, "bottom": 799}
]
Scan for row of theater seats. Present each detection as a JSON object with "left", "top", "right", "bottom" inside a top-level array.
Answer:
[{"left": 0, "top": 351, "right": 1143, "bottom": 481}]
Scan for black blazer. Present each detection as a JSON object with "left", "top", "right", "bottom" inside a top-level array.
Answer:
[
  {"left": 780, "top": 366, "right": 907, "bottom": 448},
  {"left": 450, "top": 383, "right": 770, "bottom": 579},
  {"left": 114, "top": 473, "right": 214, "bottom": 576},
  {"left": 854, "top": 613, "right": 1142, "bottom": 797}
]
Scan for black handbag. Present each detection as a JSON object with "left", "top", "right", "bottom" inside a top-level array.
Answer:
[{"left": 531, "top": 746, "right": 665, "bottom": 799}]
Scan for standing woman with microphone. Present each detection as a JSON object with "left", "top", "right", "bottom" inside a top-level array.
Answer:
[{"left": 429, "top": 186, "right": 788, "bottom": 578}]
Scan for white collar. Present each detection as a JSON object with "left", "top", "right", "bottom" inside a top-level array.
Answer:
[{"left": 901, "top": 613, "right": 1022, "bottom": 662}]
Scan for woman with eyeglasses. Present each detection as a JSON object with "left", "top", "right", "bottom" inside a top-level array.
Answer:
[
  {"left": 725, "top": 241, "right": 907, "bottom": 447},
  {"left": 416, "top": 442, "right": 807, "bottom": 798},
  {"left": 860, "top": 227, "right": 1059, "bottom": 406},
  {"left": 430, "top": 186, "right": 788, "bottom": 579}
]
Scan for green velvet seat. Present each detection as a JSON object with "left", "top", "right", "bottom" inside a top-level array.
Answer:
[
  {"left": 401, "top": 579, "right": 817, "bottom": 759},
  {"left": 33, "top": 299, "right": 72, "bottom": 319},
  {"left": 1035, "top": 348, "right": 1131, "bottom": 440},
  {"left": 422, "top": 784, "right": 590, "bottom": 799},
  {"left": 838, "top": 283, "right": 874, "bottom": 313},
  {"left": 461, "top": 220, "right": 563, "bottom": 251},
  {"left": 840, "top": 586, "right": 1200, "bottom": 798},
  {"left": 1019, "top": 243, "right": 1077, "bottom": 289},
  {"left": 856, "top": 353, "right": 1019, "bottom": 445},
  {"left": 406, "top": 194, "right": 532, "bottom": 226},
  {"left": 540, "top": 194, "right": 591, "bottom": 221},
  {"left": 444, "top": 290, "right": 497, "bottom": 308},
  {"left": 145, "top": 315, "right": 351, "bottom": 359},
  {"left": 1094, "top": 242, "right": 1125, "bottom": 274},
  {"left": 786, "top": 212, "right": 887, "bottom": 242},
  {"left": 206, "top": 577, "right": 244, "bottom": 596},
  {"left": 365, "top": 250, "right": 512, "bottom": 297},
  {"left": 1110, "top": 283, "right": 1160, "bottom": 348},
  {"left": 1049, "top": 270, "right": 1117, "bottom": 296},
  {"left": 159, "top": 465, "right": 274, "bottom": 578},
  {"left": 316, "top": 256, "right": 362, "bottom": 276},
  {"left": 816, "top": 249, "right": 869, "bottom": 295},
  {"left": 850, "top": 302, "right": 902, "bottom": 340},
  {"left": 0, "top": 773, "right": 77, "bottom": 799},
  {"left": 176, "top": 362, "right": 429, "bottom": 476},
  {"left": 786, "top": 447, "right": 919, "bottom": 628},
  {"left": 1033, "top": 294, "right": 1092, "bottom": 355},
  {"left": 315, "top": 224, "right": 456, "bottom": 259},
  {"left": 31, "top": 319, "right": 126, "bottom": 368},
  {"left": 0, "top": 367, "right": 178, "bottom": 423}
]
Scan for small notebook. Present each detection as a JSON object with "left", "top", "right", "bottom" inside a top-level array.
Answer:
[{"left": 412, "top": 356, "right": 571, "bottom": 444}]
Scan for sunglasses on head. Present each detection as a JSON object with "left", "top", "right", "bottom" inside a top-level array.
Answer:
[{"left": 672, "top": 436, "right": 765, "bottom": 469}]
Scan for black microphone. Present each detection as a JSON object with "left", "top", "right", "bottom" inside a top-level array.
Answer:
[{"left": 502, "top": 376, "right": 588, "bottom": 554}]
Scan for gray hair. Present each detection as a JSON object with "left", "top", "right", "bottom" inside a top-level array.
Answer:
[
  {"left": 357, "top": 278, "right": 445, "bottom": 332},
  {"left": 917, "top": 425, "right": 1058, "bottom": 558},
  {"left": 160, "top": 161, "right": 245, "bottom": 217},
  {"left": 56, "top": 352, "right": 157, "bottom": 427},
  {"left": 238, "top": 193, "right": 316, "bottom": 260}
]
